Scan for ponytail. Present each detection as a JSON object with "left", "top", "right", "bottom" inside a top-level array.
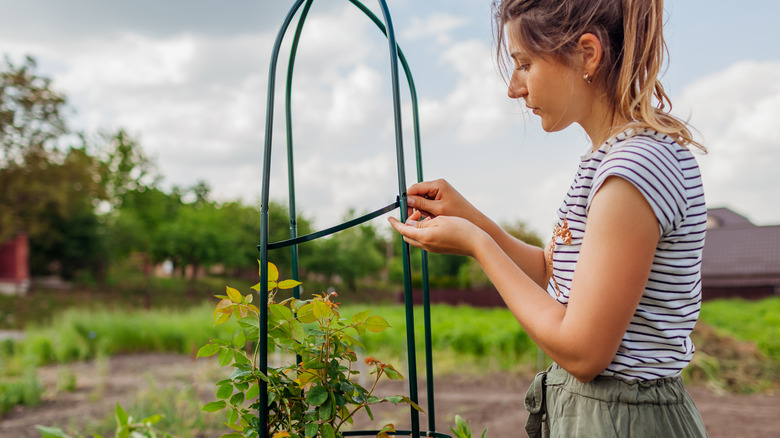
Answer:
[{"left": 618, "top": 0, "right": 704, "bottom": 151}]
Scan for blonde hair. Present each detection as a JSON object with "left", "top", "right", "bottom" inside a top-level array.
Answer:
[{"left": 493, "top": 0, "right": 705, "bottom": 151}]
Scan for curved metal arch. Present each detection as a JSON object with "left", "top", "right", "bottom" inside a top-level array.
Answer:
[{"left": 258, "top": 1, "right": 442, "bottom": 437}]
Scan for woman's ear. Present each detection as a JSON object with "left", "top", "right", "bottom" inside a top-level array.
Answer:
[{"left": 578, "top": 33, "right": 603, "bottom": 77}]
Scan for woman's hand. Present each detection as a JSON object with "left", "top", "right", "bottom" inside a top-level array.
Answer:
[
  {"left": 388, "top": 210, "right": 488, "bottom": 257},
  {"left": 406, "top": 179, "right": 482, "bottom": 224}
]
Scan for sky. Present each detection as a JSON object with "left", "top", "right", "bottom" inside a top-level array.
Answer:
[{"left": 2, "top": 0, "right": 780, "bottom": 238}]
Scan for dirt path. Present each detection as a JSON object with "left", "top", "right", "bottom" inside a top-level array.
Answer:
[{"left": 1, "top": 353, "right": 778, "bottom": 437}]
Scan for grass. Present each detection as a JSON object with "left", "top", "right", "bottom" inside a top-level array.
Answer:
[
  {"left": 0, "top": 369, "right": 42, "bottom": 414},
  {"left": 0, "top": 271, "right": 254, "bottom": 331},
  {"left": 4, "top": 292, "right": 780, "bottom": 417},
  {"left": 698, "top": 297, "right": 780, "bottom": 362},
  {"left": 18, "top": 303, "right": 239, "bottom": 366}
]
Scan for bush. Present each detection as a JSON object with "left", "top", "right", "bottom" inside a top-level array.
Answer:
[{"left": 0, "top": 370, "right": 43, "bottom": 414}]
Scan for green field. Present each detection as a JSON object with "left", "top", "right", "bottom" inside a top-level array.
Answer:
[{"left": 2, "top": 295, "right": 779, "bottom": 415}]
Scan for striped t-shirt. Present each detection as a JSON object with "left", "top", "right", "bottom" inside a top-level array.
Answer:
[{"left": 549, "top": 128, "right": 707, "bottom": 381}]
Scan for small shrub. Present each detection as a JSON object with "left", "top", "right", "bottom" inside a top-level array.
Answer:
[{"left": 0, "top": 370, "right": 43, "bottom": 414}]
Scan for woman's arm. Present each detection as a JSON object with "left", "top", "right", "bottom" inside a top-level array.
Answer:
[
  {"left": 391, "top": 176, "right": 658, "bottom": 381},
  {"left": 406, "top": 179, "right": 548, "bottom": 288}
]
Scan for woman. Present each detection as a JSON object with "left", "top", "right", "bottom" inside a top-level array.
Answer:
[{"left": 389, "top": 0, "right": 709, "bottom": 436}]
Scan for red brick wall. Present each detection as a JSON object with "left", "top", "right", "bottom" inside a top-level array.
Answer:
[{"left": 0, "top": 234, "right": 29, "bottom": 282}]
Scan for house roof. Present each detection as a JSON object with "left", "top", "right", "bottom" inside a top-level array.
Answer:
[
  {"left": 702, "top": 208, "right": 780, "bottom": 287},
  {"left": 706, "top": 207, "right": 753, "bottom": 228}
]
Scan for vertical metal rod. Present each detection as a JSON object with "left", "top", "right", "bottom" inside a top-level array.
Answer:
[
  {"left": 376, "top": 0, "right": 420, "bottom": 435},
  {"left": 406, "top": 17, "right": 437, "bottom": 435},
  {"left": 286, "top": 0, "right": 313, "bottom": 296},
  {"left": 286, "top": 0, "right": 314, "bottom": 370},
  {"left": 260, "top": 1, "right": 307, "bottom": 436},
  {"left": 347, "top": 3, "right": 437, "bottom": 430}
]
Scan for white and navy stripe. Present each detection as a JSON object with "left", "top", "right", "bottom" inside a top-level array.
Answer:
[{"left": 549, "top": 128, "right": 706, "bottom": 381}]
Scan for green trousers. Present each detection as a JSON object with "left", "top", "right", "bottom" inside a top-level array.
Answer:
[{"left": 525, "top": 363, "right": 708, "bottom": 437}]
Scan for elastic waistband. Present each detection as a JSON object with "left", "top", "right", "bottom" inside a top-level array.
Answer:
[{"left": 544, "top": 363, "right": 689, "bottom": 405}]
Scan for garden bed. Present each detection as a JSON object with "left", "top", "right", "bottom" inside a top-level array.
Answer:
[{"left": 1, "top": 353, "right": 779, "bottom": 438}]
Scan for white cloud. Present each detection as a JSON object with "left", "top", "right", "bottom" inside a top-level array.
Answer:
[
  {"left": 402, "top": 13, "right": 469, "bottom": 45},
  {"left": 419, "top": 39, "right": 517, "bottom": 144},
  {"left": 677, "top": 60, "right": 780, "bottom": 225}
]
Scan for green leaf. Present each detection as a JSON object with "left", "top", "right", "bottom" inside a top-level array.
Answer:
[
  {"left": 115, "top": 403, "right": 129, "bottom": 425},
  {"left": 230, "top": 368, "right": 252, "bottom": 380},
  {"left": 306, "top": 385, "right": 328, "bottom": 406},
  {"left": 351, "top": 309, "right": 371, "bottom": 323},
  {"left": 218, "top": 348, "right": 235, "bottom": 367},
  {"left": 364, "top": 315, "right": 390, "bottom": 332},
  {"left": 268, "top": 262, "right": 279, "bottom": 282},
  {"left": 226, "top": 286, "right": 243, "bottom": 303},
  {"left": 378, "top": 424, "right": 396, "bottom": 438},
  {"left": 141, "top": 414, "right": 163, "bottom": 425},
  {"left": 237, "top": 316, "right": 259, "bottom": 330},
  {"left": 269, "top": 303, "right": 293, "bottom": 321},
  {"left": 305, "top": 422, "right": 319, "bottom": 438},
  {"left": 246, "top": 383, "right": 260, "bottom": 400},
  {"left": 202, "top": 400, "right": 227, "bottom": 412},
  {"left": 277, "top": 279, "right": 302, "bottom": 290},
  {"left": 33, "top": 426, "right": 71, "bottom": 438},
  {"left": 339, "top": 333, "right": 364, "bottom": 348},
  {"left": 226, "top": 407, "right": 239, "bottom": 425},
  {"left": 365, "top": 405, "right": 374, "bottom": 421},
  {"left": 215, "top": 310, "right": 231, "bottom": 326},
  {"left": 226, "top": 421, "right": 244, "bottom": 432},
  {"left": 234, "top": 351, "right": 251, "bottom": 366},
  {"left": 313, "top": 300, "right": 330, "bottom": 319},
  {"left": 233, "top": 331, "right": 246, "bottom": 349},
  {"left": 197, "top": 343, "right": 220, "bottom": 358},
  {"left": 385, "top": 395, "right": 403, "bottom": 404},
  {"left": 319, "top": 395, "right": 333, "bottom": 421},
  {"left": 290, "top": 320, "right": 305, "bottom": 342},
  {"left": 217, "top": 383, "right": 233, "bottom": 400},
  {"left": 230, "top": 392, "right": 245, "bottom": 406},
  {"left": 383, "top": 364, "right": 403, "bottom": 381},
  {"left": 296, "top": 303, "right": 317, "bottom": 323},
  {"left": 320, "top": 423, "right": 335, "bottom": 438}
]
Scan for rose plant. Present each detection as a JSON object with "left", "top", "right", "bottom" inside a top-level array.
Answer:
[{"left": 197, "top": 262, "right": 420, "bottom": 438}]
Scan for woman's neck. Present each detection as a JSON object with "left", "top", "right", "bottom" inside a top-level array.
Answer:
[{"left": 581, "top": 94, "right": 629, "bottom": 151}]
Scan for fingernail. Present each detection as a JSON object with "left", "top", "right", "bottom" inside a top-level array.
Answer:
[{"left": 407, "top": 197, "right": 415, "bottom": 206}]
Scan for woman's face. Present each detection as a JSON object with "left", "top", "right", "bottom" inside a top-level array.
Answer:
[{"left": 506, "top": 35, "right": 590, "bottom": 133}]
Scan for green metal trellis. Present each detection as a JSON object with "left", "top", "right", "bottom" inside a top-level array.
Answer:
[{"left": 256, "top": 0, "right": 449, "bottom": 437}]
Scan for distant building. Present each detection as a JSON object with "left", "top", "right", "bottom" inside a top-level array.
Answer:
[
  {"left": 0, "top": 233, "right": 30, "bottom": 295},
  {"left": 702, "top": 208, "right": 780, "bottom": 300}
]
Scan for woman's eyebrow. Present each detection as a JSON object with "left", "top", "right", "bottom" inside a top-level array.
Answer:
[{"left": 509, "top": 51, "right": 530, "bottom": 60}]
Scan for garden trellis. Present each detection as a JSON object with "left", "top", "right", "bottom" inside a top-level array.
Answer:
[{"left": 256, "top": 0, "right": 451, "bottom": 437}]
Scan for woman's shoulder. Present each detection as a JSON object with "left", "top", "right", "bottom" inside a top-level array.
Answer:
[
  {"left": 601, "top": 128, "right": 693, "bottom": 174},
  {"left": 609, "top": 128, "right": 683, "bottom": 156}
]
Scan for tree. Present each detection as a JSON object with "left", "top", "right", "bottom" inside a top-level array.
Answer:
[
  {"left": 306, "top": 215, "right": 386, "bottom": 293},
  {"left": 456, "top": 219, "right": 543, "bottom": 289},
  {"left": 0, "top": 56, "right": 158, "bottom": 280},
  {"left": 0, "top": 56, "right": 69, "bottom": 243},
  {"left": 0, "top": 55, "right": 67, "bottom": 169}
]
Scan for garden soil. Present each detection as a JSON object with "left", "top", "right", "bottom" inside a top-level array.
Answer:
[{"left": 1, "top": 353, "right": 779, "bottom": 438}]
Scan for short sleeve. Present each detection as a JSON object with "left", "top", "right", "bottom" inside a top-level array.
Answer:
[{"left": 587, "top": 135, "right": 687, "bottom": 236}]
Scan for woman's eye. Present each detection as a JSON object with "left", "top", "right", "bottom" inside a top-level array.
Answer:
[{"left": 515, "top": 64, "right": 529, "bottom": 71}]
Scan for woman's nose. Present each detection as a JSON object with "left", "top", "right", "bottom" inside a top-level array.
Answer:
[{"left": 507, "top": 74, "right": 526, "bottom": 99}]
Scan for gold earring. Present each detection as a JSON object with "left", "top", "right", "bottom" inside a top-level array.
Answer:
[{"left": 583, "top": 72, "right": 593, "bottom": 84}]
